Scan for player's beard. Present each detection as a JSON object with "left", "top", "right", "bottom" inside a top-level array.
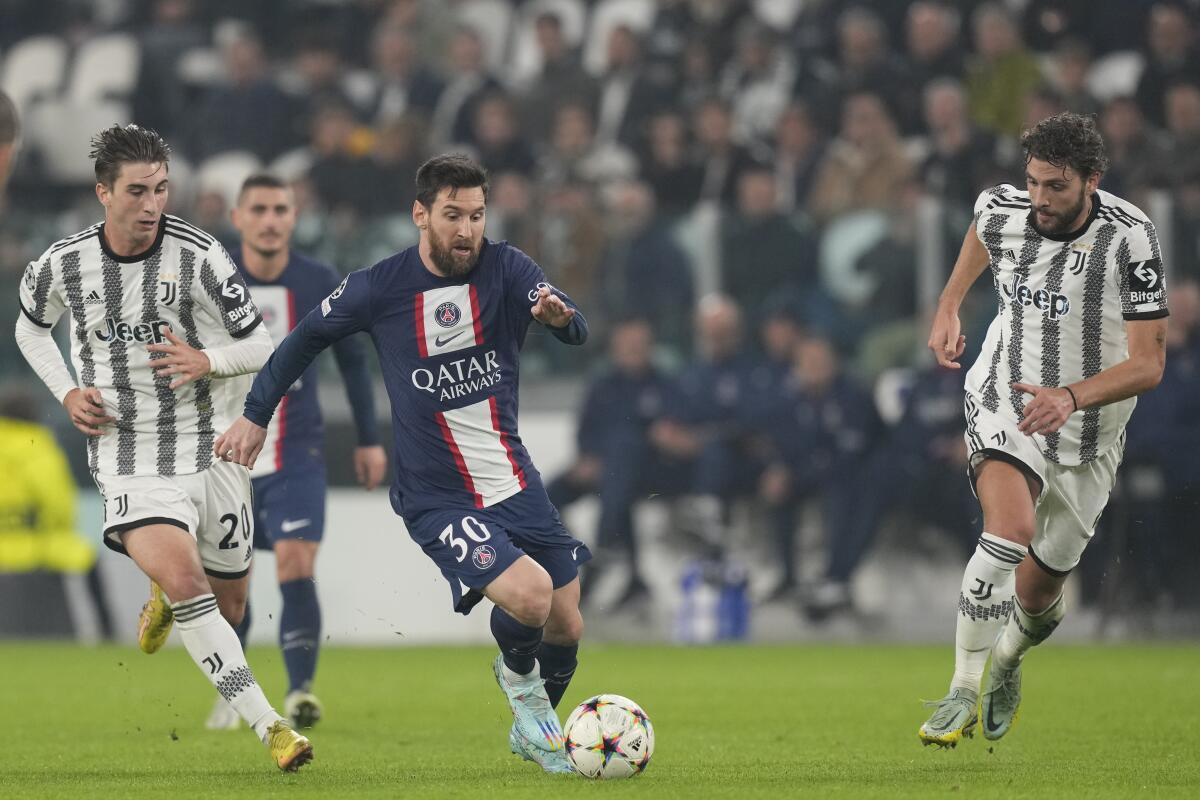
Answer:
[
  {"left": 1032, "top": 189, "right": 1088, "bottom": 236},
  {"left": 428, "top": 231, "right": 479, "bottom": 278}
]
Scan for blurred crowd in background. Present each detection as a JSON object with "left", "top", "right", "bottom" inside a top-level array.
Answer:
[{"left": 1, "top": 0, "right": 1198, "bottom": 625}]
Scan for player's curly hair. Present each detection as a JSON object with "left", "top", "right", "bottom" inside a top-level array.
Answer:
[
  {"left": 415, "top": 153, "right": 489, "bottom": 208},
  {"left": 89, "top": 124, "right": 171, "bottom": 187},
  {"left": 1020, "top": 112, "right": 1109, "bottom": 178}
]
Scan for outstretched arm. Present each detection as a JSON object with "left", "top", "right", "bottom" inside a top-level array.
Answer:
[{"left": 928, "top": 223, "right": 990, "bottom": 369}]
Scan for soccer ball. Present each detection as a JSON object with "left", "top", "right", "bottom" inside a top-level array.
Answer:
[{"left": 563, "top": 694, "right": 654, "bottom": 779}]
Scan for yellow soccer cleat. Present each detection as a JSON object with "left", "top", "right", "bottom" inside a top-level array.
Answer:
[
  {"left": 266, "top": 720, "right": 314, "bottom": 772},
  {"left": 137, "top": 581, "right": 174, "bottom": 654},
  {"left": 918, "top": 688, "right": 979, "bottom": 749}
]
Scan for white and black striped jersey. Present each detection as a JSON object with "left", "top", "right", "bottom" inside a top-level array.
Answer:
[
  {"left": 18, "top": 215, "right": 264, "bottom": 476},
  {"left": 965, "top": 184, "right": 1169, "bottom": 466}
]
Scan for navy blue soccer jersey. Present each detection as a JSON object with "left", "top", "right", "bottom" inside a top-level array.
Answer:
[
  {"left": 235, "top": 250, "right": 379, "bottom": 475},
  {"left": 243, "top": 239, "right": 587, "bottom": 521}
]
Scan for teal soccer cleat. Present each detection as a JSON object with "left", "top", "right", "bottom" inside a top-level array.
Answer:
[
  {"left": 981, "top": 664, "right": 1022, "bottom": 740},
  {"left": 492, "top": 654, "right": 572, "bottom": 772},
  {"left": 918, "top": 687, "right": 979, "bottom": 748},
  {"left": 509, "top": 724, "right": 575, "bottom": 774}
]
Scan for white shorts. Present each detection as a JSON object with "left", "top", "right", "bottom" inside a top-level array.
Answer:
[
  {"left": 95, "top": 459, "right": 255, "bottom": 579},
  {"left": 963, "top": 394, "right": 1123, "bottom": 575}
]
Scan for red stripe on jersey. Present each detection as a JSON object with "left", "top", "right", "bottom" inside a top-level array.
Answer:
[
  {"left": 274, "top": 289, "right": 297, "bottom": 471},
  {"left": 489, "top": 395, "right": 526, "bottom": 489},
  {"left": 469, "top": 284, "right": 484, "bottom": 345},
  {"left": 414, "top": 291, "right": 428, "bottom": 358},
  {"left": 435, "top": 410, "right": 484, "bottom": 508}
]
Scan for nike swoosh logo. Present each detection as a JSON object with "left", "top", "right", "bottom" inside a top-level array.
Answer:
[
  {"left": 435, "top": 331, "right": 466, "bottom": 347},
  {"left": 985, "top": 698, "right": 1002, "bottom": 733},
  {"left": 280, "top": 518, "right": 311, "bottom": 533},
  {"left": 572, "top": 546, "right": 581, "bottom": 561}
]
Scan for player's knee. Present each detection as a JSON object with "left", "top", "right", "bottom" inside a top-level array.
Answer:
[
  {"left": 219, "top": 596, "right": 247, "bottom": 627},
  {"left": 163, "top": 572, "right": 211, "bottom": 604},
  {"left": 274, "top": 542, "right": 317, "bottom": 582},
  {"left": 548, "top": 611, "right": 584, "bottom": 645},
  {"left": 509, "top": 572, "right": 554, "bottom": 627}
]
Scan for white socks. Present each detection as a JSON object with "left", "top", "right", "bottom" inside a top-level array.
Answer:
[
  {"left": 991, "top": 592, "right": 1066, "bottom": 672},
  {"left": 172, "top": 595, "right": 282, "bottom": 741},
  {"left": 950, "top": 533, "right": 1027, "bottom": 693}
]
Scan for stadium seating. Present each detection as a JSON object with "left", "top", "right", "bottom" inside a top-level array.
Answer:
[
  {"left": 456, "top": 0, "right": 514, "bottom": 71},
  {"left": 26, "top": 100, "right": 131, "bottom": 184},
  {"left": 196, "top": 151, "right": 262, "bottom": 210},
  {"left": 67, "top": 34, "right": 141, "bottom": 104},
  {"left": 1087, "top": 51, "right": 1145, "bottom": 103},
  {"left": 1, "top": 35, "right": 68, "bottom": 114}
]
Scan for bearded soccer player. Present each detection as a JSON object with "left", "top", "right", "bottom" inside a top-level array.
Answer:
[
  {"left": 14, "top": 124, "right": 312, "bottom": 770},
  {"left": 919, "top": 112, "right": 1168, "bottom": 747},
  {"left": 216, "top": 154, "right": 591, "bottom": 773}
]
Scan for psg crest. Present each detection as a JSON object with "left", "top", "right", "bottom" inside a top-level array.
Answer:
[
  {"left": 435, "top": 301, "right": 462, "bottom": 328},
  {"left": 471, "top": 544, "right": 496, "bottom": 570}
]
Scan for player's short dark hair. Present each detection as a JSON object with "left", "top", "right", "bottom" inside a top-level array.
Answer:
[
  {"left": 89, "top": 124, "right": 171, "bottom": 187},
  {"left": 0, "top": 90, "right": 18, "bottom": 145},
  {"left": 415, "top": 153, "right": 489, "bottom": 209},
  {"left": 1021, "top": 112, "right": 1109, "bottom": 179},
  {"left": 238, "top": 173, "right": 289, "bottom": 201}
]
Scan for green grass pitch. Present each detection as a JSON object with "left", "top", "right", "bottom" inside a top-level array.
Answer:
[{"left": 3, "top": 642, "right": 1198, "bottom": 798}]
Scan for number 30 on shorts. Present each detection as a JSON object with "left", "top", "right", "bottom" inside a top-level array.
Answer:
[{"left": 439, "top": 516, "right": 492, "bottom": 562}]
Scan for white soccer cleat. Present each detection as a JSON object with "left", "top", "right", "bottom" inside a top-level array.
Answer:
[{"left": 204, "top": 696, "right": 242, "bottom": 731}]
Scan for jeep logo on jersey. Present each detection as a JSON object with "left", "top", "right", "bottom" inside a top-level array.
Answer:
[
  {"left": 94, "top": 317, "right": 173, "bottom": 344},
  {"left": 434, "top": 301, "right": 462, "bottom": 328},
  {"left": 1001, "top": 276, "right": 1070, "bottom": 321}
]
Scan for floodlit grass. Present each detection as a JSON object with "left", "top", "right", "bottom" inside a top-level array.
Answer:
[{"left": 4, "top": 642, "right": 1198, "bottom": 798}]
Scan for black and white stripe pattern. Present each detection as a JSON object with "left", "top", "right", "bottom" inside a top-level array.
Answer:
[
  {"left": 1005, "top": 222, "right": 1042, "bottom": 417},
  {"left": 964, "top": 394, "right": 985, "bottom": 454},
  {"left": 141, "top": 249, "right": 178, "bottom": 475},
  {"left": 1077, "top": 223, "right": 1116, "bottom": 461},
  {"left": 177, "top": 250, "right": 215, "bottom": 472},
  {"left": 1039, "top": 243, "right": 1073, "bottom": 462},
  {"left": 100, "top": 252, "right": 139, "bottom": 475},
  {"left": 60, "top": 251, "right": 101, "bottom": 471},
  {"left": 50, "top": 223, "right": 101, "bottom": 254},
  {"left": 164, "top": 215, "right": 215, "bottom": 249},
  {"left": 171, "top": 594, "right": 219, "bottom": 623},
  {"left": 958, "top": 593, "right": 1013, "bottom": 621},
  {"left": 979, "top": 213, "right": 1009, "bottom": 411},
  {"left": 27, "top": 257, "right": 54, "bottom": 322},
  {"left": 215, "top": 666, "right": 258, "bottom": 702},
  {"left": 978, "top": 535, "right": 1026, "bottom": 566}
]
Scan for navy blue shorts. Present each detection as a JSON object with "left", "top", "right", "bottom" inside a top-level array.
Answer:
[
  {"left": 251, "top": 465, "right": 327, "bottom": 550},
  {"left": 405, "top": 488, "right": 592, "bottom": 615}
]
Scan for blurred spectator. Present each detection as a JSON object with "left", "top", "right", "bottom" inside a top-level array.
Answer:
[
  {"left": 189, "top": 30, "right": 304, "bottom": 162},
  {"left": 718, "top": 22, "right": 794, "bottom": 146},
  {"left": 0, "top": 385, "right": 108, "bottom": 639},
  {"left": 283, "top": 30, "right": 370, "bottom": 126},
  {"left": 428, "top": 26, "right": 501, "bottom": 150},
  {"left": 464, "top": 92, "right": 537, "bottom": 177},
  {"left": 594, "top": 25, "right": 668, "bottom": 150},
  {"left": 772, "top": 101, "right": 825, "bottom": 215},
  {"left": 1135, "top": 2, "right": 1200, "bottom": 128},
  {"left": 366, "top": 24, "right": 444, "bottom": 125},
  {"left": 1021, "top": 86, "right": 1067, "bottom": 136},
  {"left": 757, "top": 333, "right": 882, "bottom": 613},
  {"left": 537, "top": 103, "right": 636, "bottom": 190},
  {"left": 651, "top": 295, "right": 774, "bottom": 548},
  {"left": 1099, "top": 96, "right": 1170, "bottom": 198},
  {"left": 693, "top": 97, "right": 763, "bottom": 207},
  {"left": 808, "top": 91, "right": 915, "bottom": 224},
  {"left": 596, "top": 181, "right": 695, "bottom": 356},
  {"left": 365, "top": 117, "right": 424, "bottom": 217},
  {"left": 307, "top": 101, "right": 374, "bottom": 216},
  {"left": 676, "top": 37, "right": 720, "bottom": 114},
  {"left": 965, "top": 3, "right": 1044, "bottom": 137},
  {"left": 1157, "top": 82, "right": 1200, "bottom": 193},
  {"left": 1171, "top": 179, "right": 1200, "bottom": 283},
  {"left": 906, "top": 1, "right": 966, "bottom": 97},
  {"left": 0, "top": 90, "right": 17, "bottom": 191},
  {"left": 520, "top": 12, "right": 598, "bottom": 145},
  {"left": 533, "top": 182, "right": 607, "bottom": 327},
  {"left": 720, "top": 165, "right": 818, "bottom": 321},
  {"left": 830, "top": 6, "right": 918, "bottom": 133},
  {"left": 132, "top": 0, "right": 208, "bottom": 140},
  {"left": 809, "top": 361, "right": 977, "bottom": 618},
  {"left": 920, "top": 78, "right": 1005, "bottom": 211},
  {"left": 546, "top": 317, "right": 682, "bottom": 609},
  {"left": 486, "top": 171, "right": 541, "bottom": 258},
  {"left": 638, "top": 110, "right": 704, "bottom": 218},
  {"left": 1048, "top": 39, "right": 1100, "bottom": 116}
]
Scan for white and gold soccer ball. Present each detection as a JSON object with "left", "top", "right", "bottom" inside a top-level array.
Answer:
[{"left": 563, "top": 694, "right": 654, "bottom": 779}]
